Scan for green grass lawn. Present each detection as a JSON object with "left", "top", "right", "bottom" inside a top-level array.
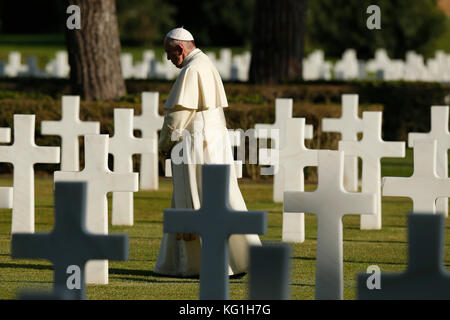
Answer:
[{"left": 0, "top": 148, "right": 448, "bottom": 300}]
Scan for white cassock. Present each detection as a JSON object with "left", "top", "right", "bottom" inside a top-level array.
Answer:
[{"left": 154, "top": 48, "right": 262, "bottom": 277}]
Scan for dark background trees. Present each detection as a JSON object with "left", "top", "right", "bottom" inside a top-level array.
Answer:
[
  {"left": 306, "top": 0, "right": 447, "bottom": 59},
  {"left": 249, "top": 0, "right": 308, "bottom": 84},
  {"left": 65, "top": 0, "right": 126, "bottom": 101},
  {"left": 0, "top": 0, "right": 447, "bottom": 58},
  {"left": 0, "top": 0, "right": 448, "bottom": 95}
]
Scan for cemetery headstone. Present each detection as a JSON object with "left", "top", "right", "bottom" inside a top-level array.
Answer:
[
  {"left": 382, "top": 139, "right": 450, "bottom": 213},
  {"left": 322, "top": 94, "right": 363, "bottom": 192},
  {"left": 41, "top": 95, "right": 100, "bottom": 171},
  {"left": 249, "top": 243, "right": 291, "bottom": 300},
  {"left": 339, "top": 111, "right": 405, "bottom": 230},
  {"left": 0, "top": 127, "right": 12, "bottom": 209},
  {"left": 11, "top": 182, "right": 129, "bottom": 300},
  {"left": 163, "top": 164, "right": 267, "bottom": 300},
  {"left": 255, "top": 98, "right": 313, "bottom": 202},
  {"left": 133, "top": 92, "right": 164, "bottom": 190},
  {"left": 110, "top": 108, "right": 153, "bottom": 225},
  {"left": 284, "top": 150, "right": 376, "bottom": 300},
  {"left": 0, "top": 115, "right": 60, "bottom": 233},
  {"left": 357, "top": 213, "right": 450, "bottom": 299},
  {"left": 408, "top": 106, "right": 450, "bottom": 217},
  {"left": 54, "top": 134, "right": 137, "bottom": 284},
  {"left": 260, "top": 118, "right": 318, "bottom": 243}
]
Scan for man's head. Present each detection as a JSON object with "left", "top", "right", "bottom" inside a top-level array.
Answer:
[{"left": 164, "top": 27, "right": 196, "bottom": 69}]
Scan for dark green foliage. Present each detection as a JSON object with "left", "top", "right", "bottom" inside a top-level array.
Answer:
[
  {"left": 0, "top": 79, "right": 448, "bottom": 178},
  {"left": 307, "top": 0, "right": 447, "bottom": 59},
  {"left": 116, "top": 0, "right": 176, "bottom": 46},
  {"left": 166, "top": 0, "right": 255, "bottom": 47}
]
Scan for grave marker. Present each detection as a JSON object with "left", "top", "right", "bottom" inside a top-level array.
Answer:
[
  {"left": 284, "top": 150, "right": 376, "bottom": 300},
  {"left": 249, "top": 243, "right": 291, "bottom": 300},
  {"left": 322, "top": 94, "right": 363, "bottom": 192},
  {"left": 408, "top": 106, "right": 450, "bottom": 217},
  {"left": 0, "top": 127, "right": 12, "bottom": 209},
  {"left": 133, "top": 92, "right": 164, "bottom": 190},
  {"left": 358, "top": 213, "right": 450, "bottom": 299},
  {"left": 109, "top": 108, "right": 153, "bottom": 225},
  {"left": 54, "top": 134, "right": 137, "bottom": 284},
  {"left": 255, "top": 98, "right": 313, "bottom": 202},
  {"left": 41, "top": 95, "right": 100, "bottom": 171},
  {"left": 382, "top": 139, "right": 450, "bottom": 213},
  {"left": 0, "top": 115, "right": 60, "bottom": 233},
  {"left": 260, "top": 118, "right": 318, "bottom": 243},
  {"left": 11, "top": 182, "right": 128, "bottom": 300},
  {"left": 164, "top": 165, "right": 267, "bottom": 300},
  {"left": 164, "top": 130, "right": 243, "bottom": 179},
  {"left": 339, "top": 112, "right": 405, "bottom": 229}
]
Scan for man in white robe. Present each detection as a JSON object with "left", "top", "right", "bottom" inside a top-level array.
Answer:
[{"left": 154, "top": 27, "right": 261, "bottom": 277}]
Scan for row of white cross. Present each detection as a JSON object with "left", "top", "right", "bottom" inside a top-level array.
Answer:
[
  {"left": 3, "top": 48, "right": 450, "bottom": 83},
  {"left": 4, "top": 91, "right": 450, "bottom": 298},
  {"left": 0, "top": 49, "right": 251, "bottom": 82}
]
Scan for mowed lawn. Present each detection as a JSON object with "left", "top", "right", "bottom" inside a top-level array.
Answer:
[{"left": 0, "top": 148, "right": 449, "bottom": 300}]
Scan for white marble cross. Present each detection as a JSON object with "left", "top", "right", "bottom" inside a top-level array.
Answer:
[
  {"left": 358, "top": 213, "right": 450, "bottom": 299},
  {"left": 284, "top": 150, "right": 376, "bottom": 300},
  {"left": 54, "top": 134, "right": 137, "bottom": 284},
  {"left": 260, "top": 118, "right": 318, "bottom": 243},
  {"left": 0, "top": 115, "right": 60, "bottom": 233},
  {"left": 0, "top": 127, "right": 12, "bottom": 209},
  {"left": 11, "top": 182, "right": 129, "bottom": 300},
  {"left": 255, "top": 98, "right": 313, "bottom": 202},
  {"left": 382, "top": 139, "right": 450, "bottom": 213},
  {"left": 339, "top": 112, "right": 405, "bottom": 230},
  {"left": 41, "top": 95, "right": 100, "bottom": 171},
  {"left": 109, "top": 108, "right": 153, "bottom": 225},
  {"left": 249, "top": 243, "right": 291, "bottom": 300},
  {"left": 133, "top": 92, "right": 164, "bottom": 190},
  {"left": 164, "top": 165, "right": 267, "bottom": 300},
  {"left": 322, "top": 94, "right": 363, "bottom": 192},
  {"left": 408, "top": 106, "right": 450, "bottom": 217}
]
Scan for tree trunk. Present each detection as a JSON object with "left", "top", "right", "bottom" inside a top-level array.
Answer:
[
  {"left": 65, "top": 0, "right": 126, "bottom": 101},
  {"left": 249, "top": 0, "right": 307, "bottom": 84}
]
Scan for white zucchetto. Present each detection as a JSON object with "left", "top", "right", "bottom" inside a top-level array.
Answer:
[{"left": 166, "top": 27, "right": 194, "bottom": 41}]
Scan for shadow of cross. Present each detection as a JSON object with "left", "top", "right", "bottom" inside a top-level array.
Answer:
[
  {"left": 10, "top": 182, "right": 129, "bottom": 300},
  {"left": 357, "top": 213, "right": 450, "bottom": 299},
  {"left": 163, "top": 164, "right": 267, "bottom": 300},
  {"left": 284, "top": 150, "right": 376, "bottom": 300}
]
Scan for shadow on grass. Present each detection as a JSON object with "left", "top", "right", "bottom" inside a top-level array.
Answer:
[
  {"left": 291, "top": 256, "right": 406, "bottom": 266},
  {"left": 0, "top": 262, "right": 53, "bottom": 271},
  {"left": 109, "top": 268, "right": 247, "bottom": 282}
]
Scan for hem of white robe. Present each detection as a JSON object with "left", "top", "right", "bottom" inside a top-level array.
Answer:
[{"left": 153, "top": 233, "right": 262, "bottom": 277}]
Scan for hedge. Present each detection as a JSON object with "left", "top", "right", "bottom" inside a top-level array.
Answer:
[{"left": 0, "top": 78, "right": 448, "bottom": 180}]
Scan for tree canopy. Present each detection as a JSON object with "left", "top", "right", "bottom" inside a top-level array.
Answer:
[{"left": 306, "top": 0, "right": 448, "bottom": 59}]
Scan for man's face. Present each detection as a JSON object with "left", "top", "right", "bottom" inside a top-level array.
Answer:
[{"left": 164, "top": 39, "right": 184, "bottom": 68}]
